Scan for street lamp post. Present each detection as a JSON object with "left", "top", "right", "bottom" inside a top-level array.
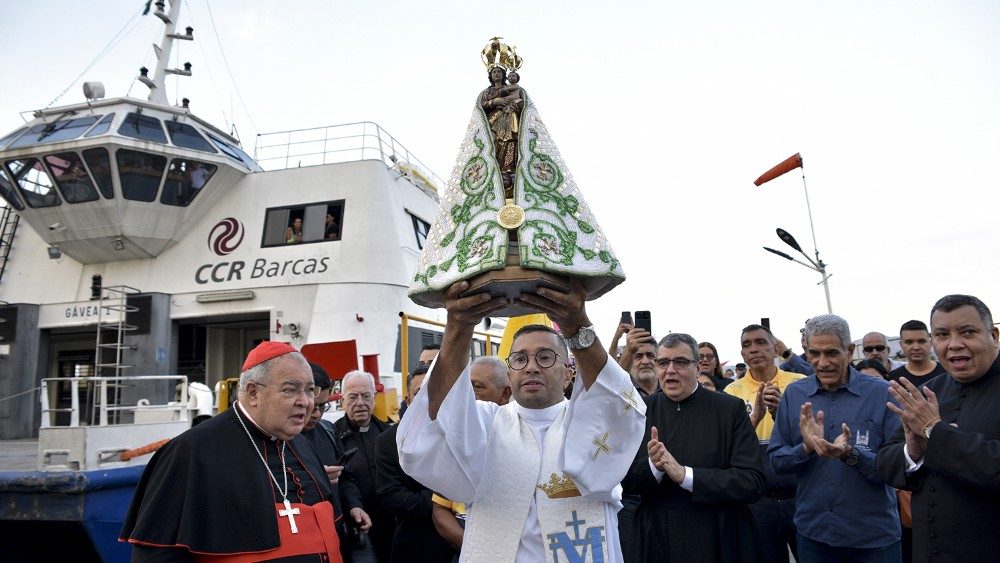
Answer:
[{"left": 763, "top": 227, "right": 833, "bottom": 314}]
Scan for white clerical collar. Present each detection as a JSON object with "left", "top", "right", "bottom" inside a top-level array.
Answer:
[
  {"left": 516, "top": 399, "right": 566, "bottom": 425},
  {"left": 235, "top": 400, "right": 278, "bottom": 441}
]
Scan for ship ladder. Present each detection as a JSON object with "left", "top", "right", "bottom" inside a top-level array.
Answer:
[
  {"left": 93, "top": 285, "right": 141, "bottom": 424},
  {"left": 0, "top": 204, "right": 19, "bottom": 285}
]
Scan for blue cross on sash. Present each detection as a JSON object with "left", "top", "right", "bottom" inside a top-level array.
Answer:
[{"left": 546, "top": 510, "right": 606, "bottom": 562}]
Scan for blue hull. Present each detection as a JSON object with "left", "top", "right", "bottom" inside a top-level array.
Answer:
[{"left": 0, "top": 465, "right": 145, "bottom": 562}]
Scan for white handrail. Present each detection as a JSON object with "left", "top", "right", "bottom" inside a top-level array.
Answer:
[
  {"left": 253, "top": 121, "right": 443, "bottom": 190},
  {"left": 40, "top": 375, "right": 190, "bottom": 428}
]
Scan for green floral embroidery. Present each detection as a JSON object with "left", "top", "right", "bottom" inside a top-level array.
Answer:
[
  {"left": 414, "top": 124, "right": 506, "bottom": 282},
  {"left": 517, "top": 131, "right": 619, "bottom": 274}
]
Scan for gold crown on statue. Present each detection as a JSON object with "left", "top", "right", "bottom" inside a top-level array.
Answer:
[
  {"left": 536, "top": 472, "right": 582, "bottom": 499},
  {"left": 481, "top": 37, "right": 523, "bottom": 72}
]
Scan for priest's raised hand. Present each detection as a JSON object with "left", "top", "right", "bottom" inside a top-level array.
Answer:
[{"left": 647, "top": 426, "right": 686, "bottom": 484}]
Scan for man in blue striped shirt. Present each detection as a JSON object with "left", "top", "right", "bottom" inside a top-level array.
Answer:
[{"left": 768, "top": 314, "right": 902, "bottom": 562}]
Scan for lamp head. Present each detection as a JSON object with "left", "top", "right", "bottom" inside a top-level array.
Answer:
[{"left": 776, "top": 228, "right": 802, "bottom": 253}]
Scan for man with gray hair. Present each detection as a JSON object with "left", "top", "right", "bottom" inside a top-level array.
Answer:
[
  {"left": 122, "top": 341, "right": 346, "bottom": 561},
  {"left": 331, "top": 369, "right": 393, "bottom": 561},
  {"left": 769, "top": 315, "right": 902, "bottom": 562},
  {"left": 623, "top": 332, "right": 765, "bottom": 562},
  {"left": 469, "top": 355, "right": 512, "bottom": 405}
]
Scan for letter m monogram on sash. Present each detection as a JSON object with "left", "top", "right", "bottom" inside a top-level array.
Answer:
[{"left": 546, "top": 510, "right": 606, "bottom": 562}]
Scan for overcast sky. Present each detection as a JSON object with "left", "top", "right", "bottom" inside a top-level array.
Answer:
[{"left": 2, "top": 0, "right": 998, "bottom": 364}]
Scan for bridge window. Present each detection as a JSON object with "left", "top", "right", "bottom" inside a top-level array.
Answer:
[
  {"left": 84, "top": 113, "right": 115, "bottom": 137},
  {"left": 409, "top": 212, "right": 430, "bottom": 249},
  {"left": 161, "top": 159, "right": 217, "bottom": 207},
  {"left": 9, "top": 115, "right": 102, "bottom": 148},
  {"left": 0, "top": 127, "right": 26, "bottom": 150},
  {"left": 5, "top": 158, "right": 61, "bottom": 207},
  {"left": 207, "top": 133, "right": 257, "bottom": 168},
  {"left": 116, "top": 149, "right": 166, "bottom": 202},
  {"left": 262, "top": 200, "right": 344, "bottom": 247},
  {"left": 118, "top": 112, "right": 167, "bottom": 144},
  {"left": 45, "top": 152, "right": 99, "bottom": 204},
  {"left": 166, "top": 121, "right": 217, "bottom": 153},
  {"left": 82, "top": 148, "right": 115, "bottom": 199},
  {"left": 0, "top": 171, "right": 24, "bottom": 210}
]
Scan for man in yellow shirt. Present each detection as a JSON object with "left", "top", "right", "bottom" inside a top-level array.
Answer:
[{"left": 725, "top": 324, "right": 804, "bottom": 563}]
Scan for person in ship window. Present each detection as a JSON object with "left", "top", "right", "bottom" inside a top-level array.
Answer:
[
  {"left": 325, "top": 212, "right": 340, "bottom": 240},
  {"left": 286, "top": 217, "right": 303, "bottom": 244},
  {"left": 189, "top": 162, "right": 209, "bottom": 190}
]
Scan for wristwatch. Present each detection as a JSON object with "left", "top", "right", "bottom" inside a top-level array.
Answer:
[
  {"left": 564, "top": 325, "right": 597, "bottom": 350},
  {"left": 840, "top": 447, "right": 860, "bottom": 466},
  {"left": 923, "top": 420, "right": 938, "bottom": 440}
]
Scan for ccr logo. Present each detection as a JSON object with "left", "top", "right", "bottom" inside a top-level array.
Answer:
[{"left": 208, "top": 218, "right": 244, "bottom": 256}]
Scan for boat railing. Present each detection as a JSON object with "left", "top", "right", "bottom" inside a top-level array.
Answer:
[
  {"left": 39, "top": 375, "right": 190, "bottom": 428},
  {"left": 253, "top": 121, "right": 443, "bottom": 191}
]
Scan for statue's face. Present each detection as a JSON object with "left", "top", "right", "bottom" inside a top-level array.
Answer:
[{"left": 489, "top": 67, "right": 505, "bottom": 83}]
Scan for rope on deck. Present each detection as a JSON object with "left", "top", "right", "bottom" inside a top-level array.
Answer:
[{"left": 0, "top": 386, "right": 40, "bottom": 402}]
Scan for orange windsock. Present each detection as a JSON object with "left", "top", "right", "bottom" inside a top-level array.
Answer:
[{"left": 754, "top": 153, "right": 803, "bottom": 186}]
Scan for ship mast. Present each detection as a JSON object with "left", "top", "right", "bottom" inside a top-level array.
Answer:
[{"left": 138, "top": 0, "right": 193, "bottom": 106}]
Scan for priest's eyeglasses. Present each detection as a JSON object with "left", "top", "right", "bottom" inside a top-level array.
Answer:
[
  {"left": 655, "top": 357, "right": 694, "bottom": 369},
  {"left": 345, "top": 393, "right": 375, "bottom": 404},
  {"left": 313, "top": 401, "right": 332, "bottom": 413},
  {"left": 507, "top": 349, "right": 562, "bottom": 370},
  {"left": 255, "top": 382, "right": 317, "bottom": 399}
]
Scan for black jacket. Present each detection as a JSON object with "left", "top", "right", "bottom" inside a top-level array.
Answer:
[
  {"left": 331, "top": 415, "right": 393, "bottom": 562},
  {"left": 876, "top": 354, "right": 1000, "bottom": 563},
  {"left": 375, "top": 425, "right": 452, "bottom": 563}
]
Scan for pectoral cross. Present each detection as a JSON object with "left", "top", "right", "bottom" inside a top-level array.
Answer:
[{"left": 279, "top": 499, "right": 300, "bottom": 534}]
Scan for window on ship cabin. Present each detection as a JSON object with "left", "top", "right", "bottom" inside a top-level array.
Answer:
[
  {"left": 84, "top": 113, "right": 115, "bottom": 137},
  {"left": 161, "top": 159, "right": 217, "bottom": 207},
  {"left": 0, "top": 127, "right": 27, "bottom": 150},
  {"left": 0, "top": 169, "right": 25, "bottom": 210},
  {"left": 9, "top": 115, "right": 101, "bottom": 149},
  {"left": 116, "top": 149, "right": 166, "bottom": 202},
  {"left": 409, "top": 212, "right": 430, "bottom": 249},
  {"left": 206, "top": 133, "right": 256, "bottom": 169},
  {"left": 166, "top": 121, "right": 217, "bottom": 153},
  {"left": 82, "top": 148, "right": 115, "bottom": 199},
  {"left": 261, "top": 200, "right": 345, "bottom": 248},
  {"left": 46, "top": 152, "right": 100, "bottom": 204},
  {"left": 118, "top": 112, "right": 167, "bottom": 144},
  {"left": 5, "top": 158, "right": 61, "bottom": 208}
]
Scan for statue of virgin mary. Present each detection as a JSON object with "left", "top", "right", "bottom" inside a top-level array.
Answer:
[{"left": 409, "top": 38, "right": 625, "bottom": 315}]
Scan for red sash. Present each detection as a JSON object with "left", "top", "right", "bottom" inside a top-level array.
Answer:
[{"left": 195, "top": 500, "right": 342, "bottom": 562}]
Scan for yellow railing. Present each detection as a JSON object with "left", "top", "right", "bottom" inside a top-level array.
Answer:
[{"left": 398, "top": 311, "right": 501, "bottom": 399}]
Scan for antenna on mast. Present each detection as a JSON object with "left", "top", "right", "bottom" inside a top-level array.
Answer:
[{"left": 137, "top": 0, "right": 194, "bottom": 105}]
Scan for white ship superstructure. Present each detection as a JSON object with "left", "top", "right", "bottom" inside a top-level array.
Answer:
[{"left": 0, "top": 1, "right": 477, "bottom": 441}]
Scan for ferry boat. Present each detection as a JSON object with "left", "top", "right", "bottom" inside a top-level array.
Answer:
[{"left": 0, "top": 2, "right": 501, "bottom": 560}]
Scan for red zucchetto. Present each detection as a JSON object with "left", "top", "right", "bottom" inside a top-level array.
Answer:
[{"left": 241, "top": 341, "right": 299, "bottom": 371}]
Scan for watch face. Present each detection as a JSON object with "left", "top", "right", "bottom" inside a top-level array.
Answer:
[{"left": 578, "top": 328, "right": 596, "bottom": 347}]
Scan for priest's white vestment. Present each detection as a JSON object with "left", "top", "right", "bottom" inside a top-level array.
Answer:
[{"left": 397, "top": 357, "right": 645, "bottom": 562}]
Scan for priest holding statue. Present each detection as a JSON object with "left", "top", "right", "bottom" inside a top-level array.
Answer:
[{"left": 400, "top": 38, "right": 644, "bottom": 562}]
